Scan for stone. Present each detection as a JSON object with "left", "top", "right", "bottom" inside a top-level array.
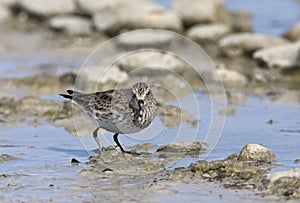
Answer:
[
  {"left": 186, "top": 23, "right": 229, "bottom": 43},
  {"left": 49, "top": 15, "right": 92, "bottom": 35},
  {"left": 117, "top": 51, "right": 187, "bottom": 75},
  {"left": 0, "top": 0, "right": 20, "bottom": 7},
  {"left": 284, "top": 22, "right": 300, "bottom": 41},
  {"left": 171, "top": 0, "right": 226, "bottom": 26},
  {"left": 237, "top": 144, "right": 276, "bottom": 161},
  {"left": 18, "top": 0, "right": 76, "bottom": 17},
  {"left": 219, "top": 33, "right": 288, "bottom": 57},
  {"left": 158, "top": 105, "right": 198, "bottom": 128},
  {"left": 212, "top": 65, "right": 247, "bottom": 86},
  {"left": 0, "top": 3, "right": 10, "bottom": 23},
  {"left": 251, "top": 67, "right": 280, "bottom": 83},
  {"left": 256, "top": 168, "right": 300, "bottom": 198},
  {"left": 75, "top": 0, "right": 131, "bottom": 15},
  {"left": 0, "top": 154, "right": 20, "bottom": 163},
  {"left": 253, "top": 42, "right": 300, "bottom": 70},
  {"left": 156, "top": 142, "right": 208, "bottom": 153},
  {"left": 228, "top": 11, "right": 252, "bottom": 32},
  {"left": 17, "top": 96, "right": 61, "bottom": 117},
  {"left": 93, "top": 1, "right": 182, "bottom": 35},
  {"left": 78, "top": 65, "right": 128, "bottom": 85},
  {"left": 93, "top": 9, "right": 119, "bottom": 35},
  {"left": 116, "top": 30, "right": 174, "bottom": 49}
]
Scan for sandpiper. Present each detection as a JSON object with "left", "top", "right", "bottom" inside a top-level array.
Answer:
[{"left": 60, "top": 82, "right": 157, "bottom": 153}]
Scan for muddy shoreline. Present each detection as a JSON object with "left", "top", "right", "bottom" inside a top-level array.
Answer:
[{"left": 1, "top": 0, "right": 300, "bottom": 202}]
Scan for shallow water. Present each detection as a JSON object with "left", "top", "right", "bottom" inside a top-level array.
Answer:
[{"left": 1, "top": 0, "right": 300, "bottom": 202}]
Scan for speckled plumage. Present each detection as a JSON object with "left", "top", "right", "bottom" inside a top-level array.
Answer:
[{"left": 60, "top": 82, "right": 157, "bottom": 153}]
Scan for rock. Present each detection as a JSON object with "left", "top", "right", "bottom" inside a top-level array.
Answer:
[
  {"left": 18, "top": 0, "right": 76, "bottom": 17},
  {"left": 228, "top": 11, "right": 252, "bottom": 32},
  {"left": 93, "top": 9, "right": 119, "bottom": 35},
  {"left": 17, "top": 96, "right": 61, "bottom": 118},
  {"left": 187, "top": 159, "right": 262, "bottom": 181},
  {"left": 226, "top": 90, "right": 247, "bottom": 105},
  {"left": 117, "top": 51, "right": 187, "bottom": 75},
  {"left": 212, "top": 65, "right": 247, "bottom": 86},
  {"left": 0, "top": 0, "right": 20, "bottom": 7},
  {"left": 0, "top": 97, "right": 16, "bottom": 116},
  {"left": 48, "top": 15, "right": 92, "bottom": 35},
  {"left": 256, "top": 168, "right": 300, "bottom": 198},
  {"left": 0, "top": 154, "right": 20, "bottom": 163},
  {"left": 116, "top": 30, "right": 174, "bottom": 49},
  {"left": 158, "top": 105, "right": 199, "bottom": 128},
  {"left": 284, "top": 22, "right": 300, "bottom": 41},
  {"left": 75, "top": 0, "right": 130, "bottom": 15},
  {"left": 171, "top": 0, "right": 226, "bottom": 26},
  {"left": 93, "top": 0, "right": 182, "bottom": 35},
  {"left": 253, "top": 42, "right": 300, "bottom": 70},
  {"left": 78, "top": 65, "right": 128, "bottom": 87},
  {"left": 156, "top": 142, "right": 208, "bottom": 153},
  {"left": 237, "top": 144, "right": 276, "bottom": 161},
  {"left": 251, "top": 67, "right": 280, "bottom": 83},
  {"left": 0, "top": 3, "right": 10, "bottom": 23},
  {"left": 219, "top": 33, "right": 288, "bottom": 57},
  {"left": 82, "top": 148, "right": 165, "bottom": 175},
  {"left": 186, "top": 23, "right": 230, "bottom": 43}
]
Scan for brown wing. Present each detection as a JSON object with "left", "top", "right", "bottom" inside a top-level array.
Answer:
[{"left": 71, "top": 90, "right": 115, "bottom": 116}]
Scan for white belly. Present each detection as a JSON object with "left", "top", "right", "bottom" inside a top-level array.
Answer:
[{"left": 94, "top": 118, "right": 144, "bottom": 134}]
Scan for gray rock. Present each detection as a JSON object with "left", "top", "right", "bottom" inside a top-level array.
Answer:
[
  {"left": 253, "top": 42, "right": 300, "bottom": 70},
  {"left": 284, "top": 22, "right": 300, "bottom": 41},
  {"left": 116, "top": 30, "right": 174, "bottom": 49},
  {"left": 156, "top": 142, "right": 208, "bottom": 153},
  {"left": 117, "top": 52, "right": 187, "bottom": 75},
  {"left": 158, "top": 105, "right": 198, "bottom": 128},
  {"left": 256, "top": 168, "right": 300, "bottom": 198},
  {"left": 93, "top": 1, "right": 182, "bottom": 35},
  {"left": 0, "top": 154, "right": 20, "bottom": 163},
  {"left": 0, "top": 0, "right": 20, "bottom": 7},
  {"left": 18, "top": 0, "right": 76, "bottom": 17},
  {"left": 76, "top": 0, "right": 131, "bottom": 14},
  {"left": 219, "top": 33, "right": 288, "bottom": 57},
  {"left": 186, "top": 23, "right": 229, "bottom": 43},
  {"left": 237, "top": 144, "right": 276, "bottom": 161},
  {"left": 78, "top": 65, "right": 128, "bottom": 85},
  {"left": 0, "top": 3, "right": 11, "bottom": 23},
  {"left": 93, "top": 9, "right": 119, "bottom": 35},
  {"left": 226, "top": 91, "right": 247, "bottom": 105},
  {"left": 171, "top": 0, "right": 226, "bottom": 26},
  {"left": 212, "top": 65, "right": 247, "bottom": 86},
  {"left": 49, "top": 15, "right": 92, "bottom": 35},
  {"left": 252, "top": 67, "right": 280, "bottom": 83},
  {"left": 228, "top": 11, "right": 252, "bottom": 32}
]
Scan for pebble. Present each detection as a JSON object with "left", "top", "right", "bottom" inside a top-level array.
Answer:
[
  {"left": 19, "top": 0, "right": 76, "bottom": 17},
  {"left": 219, "top": 33, "right": 288, "bottom": 57},
  {"left": 283, "top": 22, "right": 300, "bottom": 41},
  {"left": 49, "top": 15, "right": 92, "bottom": 35},
  {"left": 253, "top": 42, "right": 300, "bottom": 70},
  {"left": 171, "top": 0, "right": 227, "bottom": 26},
  {"left": 186, "top": 23, "right": 229, "bottom": 43},
  {"left": 237, "top": 144, "right": 276, "bottom": 161}
]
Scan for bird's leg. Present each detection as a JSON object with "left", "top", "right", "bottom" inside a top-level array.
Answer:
[
  {"left": 113, "top": 133, "right": 140, "bottom": 155},
  {"left": 93, "top": 127, "right": 103, "bottom": 153},
  {"left": 113, "top": 133, "right": 125, "bottom": 152}
]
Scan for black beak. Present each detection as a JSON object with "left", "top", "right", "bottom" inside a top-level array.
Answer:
[{"left": 138, "top": 100, "right": 144, "bottom": 114}]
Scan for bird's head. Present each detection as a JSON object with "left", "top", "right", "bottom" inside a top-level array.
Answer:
[{"left": 132, "top": 82, "right": 150, "bottom": 101}]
